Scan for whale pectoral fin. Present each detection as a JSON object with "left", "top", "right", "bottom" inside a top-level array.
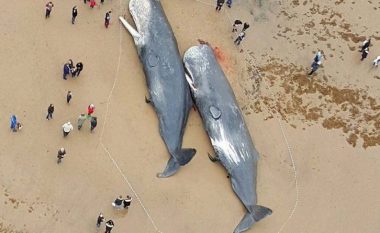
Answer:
[
  {"left": 157, "top": 157, "right": 180, "bottom": 178},
  {"left": 233, "top": 206, "right": 272, "bottom": 233},
  {"left": 119, "top": 16, "right": 142, "bottom": 44},
  {"left": 176, "top": 148, "right": 197, "bottom": 166},
  {"left": 208, "top": 153, "right": 220, "bottom": 163},
  {"left": 144, "top": 95, "right": 152, "bottom": 104}
]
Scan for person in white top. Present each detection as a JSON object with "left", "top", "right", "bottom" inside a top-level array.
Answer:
[
  {"left": 373, "top": 56, "right": 380, "bottom": 67},
  {"left": 62, "top": 122, "right": 73, "bottom": 137}
]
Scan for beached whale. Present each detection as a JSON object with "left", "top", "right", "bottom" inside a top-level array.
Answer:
[
  {"left": 119, "top": 0, "right": 196, "bottom": 178},
  {"left": 183, "top": 44, "right": 272, "bottom": 233}
]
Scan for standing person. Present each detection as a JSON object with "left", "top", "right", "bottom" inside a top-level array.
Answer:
[
  {"left": 77, "top": 114, "right": 87, "bottom": 130},
  {"left": 45, "top": 2, "right": 54, "bottom": 18},
  {"left": 96, "top": 213, "right": 105, "bottom": 229},
  {"left": 360, "top": 38, "right": 371, "bottom": 52},
  {"left": 72, "top": 6, "right": 78, "bottom": 24},
  {"left": 227, "top": 0, "right": 232, "bottom": 8},
  {"left": 234, "top": 32, "right": 246, "bottom": 46},
  {"left": 232, "top": 19, "right": 242, "bottom": 32},
  {"left": 308, "top": 60, "right": 321, "bottom": 75},
  {"left": 10, "top": 115, "right": 17, "bottom": 132},
  {"left": 87, "top": 104, "right": 95, "bottom": 116},
  {"left": 314, "top": 51, "right": 322, "bottom": 63},
  {"left": 112, "top": 196, "right": 123, "bottom": 209},
  {"left": 62, "top": 122, "right": 74, "bottom": 137},
  {"left": 63, "top": 62, "right": 71, "bottom": 80},
  {"left": 66, "top": 91, "right": 72, "bottom": 104},
  {"left": 90, "top": 0, "right": 96, "bottom": 8},
  {"left": 73, "top": 62, "right": 83, "bottom": 77},
  {"left": 105, "top": 220, "right": 114, "bottom": 233},
  {"left": 90, "top": 117, "right": 97, "bottom": 132},
  {"left": 46, "top": 104, "right": 55, "bottom": 120},
  {"left": 105, "top": 11, "right": 111, "bottom": 28},
  {"left": 57, "top": 148, "right": 66, "bottom": 164},
  {"left": 373, "top": 56, "right": 380, "bottom": 67},
  {"left": 215, "top": 0, "right": 225, "bottom": 12},
  {"left": 361, "top": 47, "right": 369, "bottom": 61},
  {"left": 242, "top": 22, "right": 250, "bottom": 32},
  {"left": 123, "top": 196, "right": 132, "bottom": 209}
]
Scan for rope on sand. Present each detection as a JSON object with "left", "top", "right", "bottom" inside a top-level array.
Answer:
[
  {"left": 194, "top": 1, "right": 299, "bottom": 232},
  {"left": 98, "top": 1, "right": 162, "bottom": 232}
]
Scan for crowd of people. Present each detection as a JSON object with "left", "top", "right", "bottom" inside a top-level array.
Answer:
[{"left": 7, "top": 1, "right": 132, "bottom": 233}]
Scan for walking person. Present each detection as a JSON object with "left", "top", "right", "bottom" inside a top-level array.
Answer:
[
  {"left": 361, "top": 47, "right": 369, "bottom": 61},
  {"left": 77, "top": 114, "right": 87, "bottom": 130},
  {"left": 90, "top": 117, "right": 97, "bottom": 132},
  {"left": 314, "top": 51, "right": 322, "bottom": 63},
  {"left": 96, "top": 213, "right": 105, "bottom": 229},
  {"left": 234, "top": 32, "right": 246, "bottom": 46},
  {"left": 242, "top": 22, "right": 250, "bottom": 32},
  {"left": 227, "top": 0, "right": 232, "bottom": 8},
  {"left": 63, "top": 62, "right": 71, "bottom": 80},
  {"left": 46, "top": 104, "right": 55, "bottom": 120},
  {"left": 105, "top": 220, "right": 114, "bottom": 233},
  {"left": 72, "top": 6, "right": 78, "bottom": 24},
  {"left": 66, "top": 91, "right": 72, "bottom": 104},
  {"left": 373, "top": 56, "right": 380, "bottom": 67},
  {"left": 45, "top": 2, "right": 54, "bottom": 18},
  {"left": 215, "top": 0, "right": 225, "bottom": 12},
  {"left": 72, "top": 62, "right": 83, "bottom": 77},
  {"left": 90, "top": 0, "right": 96, "bottom": 8},
  {"left": 10, "top": 115, "right": 17, "bottom": 132},
  {"left": 57, "top": 148, "right": 66, "bottom": 164},
  {"left": 123, "top": 196, "right": 132, "bottom": 209},
  {"left": 360, "top": 38, "right": 371, "bottom": 52},
  {"left": 232, "top": 19, "right": 242, "bottom": 32},
  {"left": 62, "top": 122, "right": 74, "bottom": 137},
  {"left": 112, "top": 196, "right": 124, "bottom": 209},
  {"left": 105, "top": 11, "right": 112, "bottom": 28},
  {"left": 87, "top": 104, "right": 95, "bottom": 116},
  {"left": 308, "top": 60, "right": 321, "bottom": 75}
]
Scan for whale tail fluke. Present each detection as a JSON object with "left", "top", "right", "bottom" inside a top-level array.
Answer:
[
  {"left": 176, "top": 148, "right": 197, "bottom": 166},
  {"left": 157, "top": 157, "right": 179, "bottom": 178},
  {"left": 252, "top": 205, "right": 272, "bottom": 222},
  {"left": 233, "top": 205, "right": 272, "bottom": 233},
  {"left": 156, "top": 149, "right": 196, "bottom": 178}
]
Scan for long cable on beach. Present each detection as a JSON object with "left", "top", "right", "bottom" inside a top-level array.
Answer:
[
  {"left": 98, "top": 1, "right": 162, "bottom": 232},
  {"left": 194, "top": 1, "right": 299, "bottom": 232}
]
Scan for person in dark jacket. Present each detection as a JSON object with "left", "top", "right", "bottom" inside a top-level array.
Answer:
[
  {"left": 73, "top": 62, "right": 83, "bottom": 77},
  {"left": 46, "top": 104, "right": 54, "bottom": 120},
  {"left": 361, "top": 47, "right": 369, "bottom": 61},
  {"left": 215, "top": 0, "right": 225, "bottom": 12},
  {"left": 105, "top": 11, "right": 111, "bottom": 28},
  {"left": 90, "top": 116, "right": 97, "bottom": 132},
  {"left": 360, "top": 38, "right": 371, "bottom": 52},
  {"left": 63, "top": 63, "right": 71, "bottom": 80},
  {"left": 45, "top": 2, "right": 54, "bottom": 18},
  {"left": 72, "top": 6, "right": 78, "bottom": 24},
  {"left": 232, "top": 19, "right": 242, "bottom": 32},
  {"left": 112, "top": 196, "right": 123, "bottom": 208},
  {"left": 105, "top": 220, "right": 114, "bottom": 233},
  {"left": 123, "top": 196, "right": 132, "bottom": 209},
  {"left": 242, "top": 22, "right": 250, "bottom": 32},
  {"left": 66, "top": 91, "right": 72, "bottom": 104},
  {"left": 96, "top": 213, "right": 105, "bottom": 229}
]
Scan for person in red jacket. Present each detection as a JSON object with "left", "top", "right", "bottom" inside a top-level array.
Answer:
[{"left": 87, "top": 104, "right": 95, "bottom": 116}]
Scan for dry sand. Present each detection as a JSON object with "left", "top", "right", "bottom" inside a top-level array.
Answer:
[{"left": 1, "top": 0, "right": 379, "bottom": 232}]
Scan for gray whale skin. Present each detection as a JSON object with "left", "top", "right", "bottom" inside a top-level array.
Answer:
[
  {"left": 184, "top": 44, "right": 272, "bottom": 233},
  {"left": 119, "top": 0, "right": 196, "bottom": 178}
]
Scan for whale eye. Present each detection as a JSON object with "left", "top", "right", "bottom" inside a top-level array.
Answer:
[
  {"left": 148, "top": 54, "right": 159, "bottom": 67},
  {"left": 209, "top": 106, "right": 221, "bottom": 119}
]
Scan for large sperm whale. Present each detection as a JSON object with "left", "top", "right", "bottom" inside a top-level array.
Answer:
[
  {"left": 119, "top": 0, "right": 196, "bottom": 177},
  {"left": 183, "top": 44, "right": 272, "bottom": 233}
]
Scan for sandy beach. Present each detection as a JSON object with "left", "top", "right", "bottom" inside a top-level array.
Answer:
[{"left": 1, "top": 0, "right": 379, "bottom": 232}]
